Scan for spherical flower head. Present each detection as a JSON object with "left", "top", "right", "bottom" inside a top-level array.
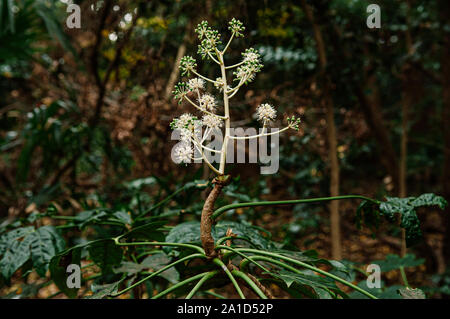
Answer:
[
  {"left": 174, "top": 143, "right": 193, "bottom": 164},
  {"left": 198, "top": 93, "right": 216, "bottom": 112},
  {"left": 242, "top": 48, "right": 260, "bottom": 64},
  {"left": 234, "top": 65, "right": 256, "bottom": 84},
  {"left": 287, "top": 115, "right": 302, "bottom": 131},
  {"left": 180, "top": 56, "right": 197, "bottom": 76},
  {"left": 256, "top": 103, "right": 277, "bottom": 124},
  {"left": 228, "top": 18, "right": 245, "bottom": 37},
  {"left": 202, "top": 114, "right": 223, "bottom": 130},
  {"left": 188, "top": 78, "right": 205, "bottom": 91},
  {"left": 234, "top": 48, "right": 263, "bottom": 84},
  {"left": 172, "top": 82, "right": 190, "bottom": 103},
  {"left": 170, "top": 113, "right": 198, "bottom": 131},
  {"left": 195, "top": 21, "right": 209, "bottom": 39}
]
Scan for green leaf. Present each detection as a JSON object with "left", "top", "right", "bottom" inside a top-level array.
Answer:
[
  {"left": 165, "top": 220, "right": 274, "bottom": 250},
  {"left": 372, "top": 254, "right": 424, "bottom": 272},
  {"left": 49, "top": 248, "right": 81, "bottom": 298},
  {"left": 398, "top": 287, "right": 426, "bottom": 299},
  {"left": 113, "top": 211, "right": 132, "bottom": 225},
  {"left": 0, "top": 227, "right": 35, "bottom": 279},
  {"left": 29, "top": 226, "right": 66, "bottom": 277},
  {"left": 165, "top": 221, "right": 201, "bottom": 246},
  {"left": 85, "top": 279, "right": 124, "bottom": 299},
  {"left": 271, "top": 269, "right": 342, "bottom": 299},
  {"left": 213, "top": 221, "right": 275, "bottom": 250},
  {"left": 88, "top": 240, "right": 123, "bottom": 274},
  {"left": 377, "top": 193, "right": 447, "bottom": 247},
  {"left": 113, "top": 253, "right": 179, "bottom": 284},
  {"left": 141, "top": 253, "right": 179, "bottom": 284},
  {"left": 410, "top": 193, "right": 447, "bottom": 210}
]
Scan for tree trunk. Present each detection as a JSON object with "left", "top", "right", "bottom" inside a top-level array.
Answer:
[{"left": 301, "top": 0, "right": 342, "bottom": 260}]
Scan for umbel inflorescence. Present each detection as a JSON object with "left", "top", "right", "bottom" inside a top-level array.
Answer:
[{"left": 171, "top": 19, "right": 301, "bottom": 175}]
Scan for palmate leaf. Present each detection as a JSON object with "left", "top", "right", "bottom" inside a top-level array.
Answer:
[
  {"left": 271, "top": 269, "right": 347, "bottom": 299},
  {"left": 0, "top": 226, "right": 65, "bottom": 279},
  {"left": 0, "top": 226, "right": 35, "bottom": 279},
  {"left": 29, "top": 226, "right": 66, "bottom": 277},
  {"left": 49, "top": 247, "right": 82, "bottom": 299},
  {"left": 356, "top": 193, "right": 447, "bottom": 247}
]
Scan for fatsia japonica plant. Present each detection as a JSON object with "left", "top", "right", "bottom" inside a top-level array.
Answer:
[
  {"left": 0, "top": 19, "right": 447, "bottom": 300},
  {"left": 170, "top": 18, "right": 300, "bottom": 258}
]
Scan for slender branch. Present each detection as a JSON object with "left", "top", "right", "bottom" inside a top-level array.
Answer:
[
  {"left": 191, "top": 69, "right": 218, "bottom": 85},
  {"left": 213, "top": 258, "right": 245, "bottom": 299},
  {"left": 222, "top": 32, "right": 235, "bottom": 55},
  {"left": 191, "top": 138, "right": 222, "bottom": 154},
  {"left": 208, "top": 51, "right": 221, "bottom": 64},
  {"left": 212, "top": 195, "right": 380, "bottom": 220},
  {"left": 219, "top": 51, "right": 230, "bottom": 174},
  {"left": 186, "top": 270, "right": 218, "bottom": 299},
  {"left": 231, "top": 269, "right": 268, "bottom": 299},
  {"left": 191, "top": 138, "right": 222, "bottom": 175},
  {"left": 228, "top": 126, "right": 290, "bottom": 140},
  {"left": 225, "top": 60, "right": 245, "bottom": 70},
  {"left": 151, "top": 272, "right": 209, "bottom": 299}
]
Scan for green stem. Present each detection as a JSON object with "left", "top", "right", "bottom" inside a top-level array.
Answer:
[
  {"left": 114, "top": 238, "right": 205, "bottom": 254},
  {"left": 212, "top": 195, "right": 380, "bottom": 220},
  {"left": 151, "top": 272, "right": 209, "bottom": 299},
  {"left": 213, "top": 258, "right": 245, "bottom": 299},
  {"left": 231, "top": 269, "right": 268, "bottom": 299},
  {"left": 399, "top": 266, "right": 409, "bottom": 287},
  {"left": 111, "top": 253, "right": 205, "bottom": 297},
  {"left": 216, "top": 245, "right": 270, "bottom": 273},
  {"left": 202, "top": 290, "right": 227, "bottom": 299},
  {"left": 236, "top": 248, "right": 378, "bottom": 299},
  {"left": 186, "top": 270, "right": 218, "bottom": 299}
]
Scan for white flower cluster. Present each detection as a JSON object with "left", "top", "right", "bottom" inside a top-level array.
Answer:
[
  {"left": 242, "top": 50, "right": 260, "bottom": 64},
  {"left": 174, "top": 143, "right": 193, "bottom": 164},
  {"left": 256, "top": 103, "right": 277, "bottom": 124},
  {"left": 234, "top": 48, "right": 262, "bottom": 84},
  {"left": 202, "top": 114, "right": 223, "bottom": 130},
  {"left": 198, "top": 93, "right": 216, "bottom": 112},
  {"left": 188, "top": 78, "right": 205, "bottom": 91}
]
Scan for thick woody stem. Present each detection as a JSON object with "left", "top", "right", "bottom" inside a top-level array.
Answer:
[{"left": 201, "top": 175, "right": 231, "bottom": 258}]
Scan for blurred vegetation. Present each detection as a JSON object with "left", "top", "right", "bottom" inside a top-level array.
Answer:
[{"left": 0, "top": 0, "right": 449, "bottom": 299}]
